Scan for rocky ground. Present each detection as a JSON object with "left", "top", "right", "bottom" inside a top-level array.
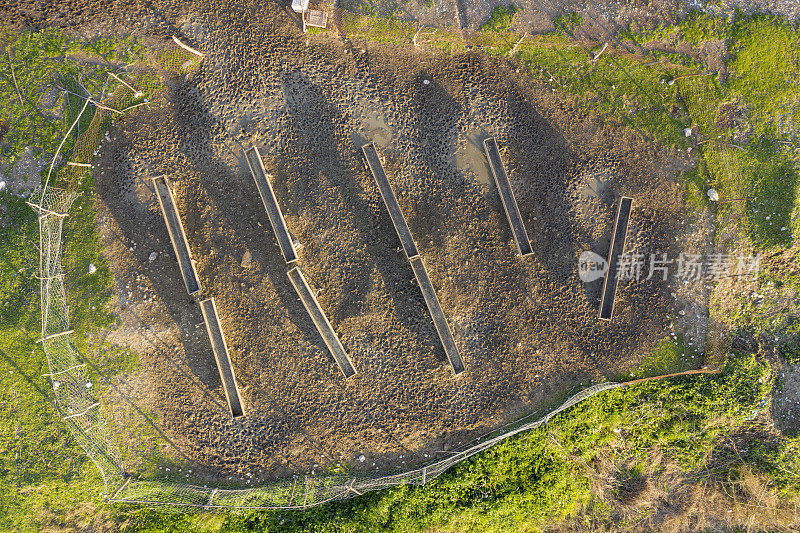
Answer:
[
  {"left": 80, "top": 0, "right": 700, "bottom": 485},
  {"left": 341, "top": 0, "right": 800, "bottom": 34}
]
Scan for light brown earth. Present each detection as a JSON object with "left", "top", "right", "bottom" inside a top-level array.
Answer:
[{"left": 52, "top": 0, "right": 695, "bottom": 484}]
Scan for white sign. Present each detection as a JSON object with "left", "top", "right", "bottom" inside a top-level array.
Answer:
[{"left": 578, "top": 251, "right": 608, "bottom": 282}]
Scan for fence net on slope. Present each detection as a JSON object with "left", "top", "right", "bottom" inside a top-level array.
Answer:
[
  {"left": 34, "top": 186, "right": 627, "bottom": 509},
  {"left": 32, "top": 185, "right": 126, "bottom": 490}
]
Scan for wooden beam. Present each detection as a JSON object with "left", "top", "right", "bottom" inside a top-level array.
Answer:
[
  {"left": 288, "top": 267, "right": 357, "bottom": 378},
  {"left": 245, "top": 147, "right": 298, "bottom": 264},
  {"left": 200, "top": 298, "right": 245, "bottom": 418},
  {"left": 361, "top": 143, "right": 420, "bottom": 259},
  {"left": 409, "top": 257, "right": 465, "bottom": 375}
]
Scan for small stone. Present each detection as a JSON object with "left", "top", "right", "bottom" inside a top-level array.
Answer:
[
  {"left": 423, "top": 79, "right": 430, "bottom": 85},
  {"left": 707, "top": 188, "right": 719, "bottom": 201},
  {"left": 357, "top": 454, "right": 366, "bottom": 462},
  {"left": 241, "top": 250, "right": 252, "bottom": 268},
  {"left": 149, "top": 252, "right": 158, "bottom": 262},
  {"left": 684, "top": 127, "right": 692, "bottom": 137},
  {"left": 88, "top": 263, "right": 97, "bottom": 274}
]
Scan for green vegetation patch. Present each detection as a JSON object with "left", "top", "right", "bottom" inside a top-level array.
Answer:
[
  {"left": 703, "top": 138, "right": 798, "bottom": 248},
  {"left": 627, "top": 10, "right": 733, "bottom": 46},
  {"left": 480, "top": 6, "right": 517, "bottom": 33},
  {"left": 115, "top": 354, "right": 769, "bottom": 532},
  {"left": 2, "top": 9, "right": 799, "bottom": 531},
  {"left": 625, "top": 336, "right": 700, "bottom": 380},
  {"left": 728, "top": 14, "right": 800, "bottom": 138},
  {"left": 669, "top": 13, "right": 800, "bottom": 250}
]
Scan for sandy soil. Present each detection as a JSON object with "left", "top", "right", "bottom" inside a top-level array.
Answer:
[{"left": 80, "top": 0, "right": 702, "bottom": 484}]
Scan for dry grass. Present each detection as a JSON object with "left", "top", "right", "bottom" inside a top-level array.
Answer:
[{"left": 552, "top": 426, "right": 800, "bottom": 532}]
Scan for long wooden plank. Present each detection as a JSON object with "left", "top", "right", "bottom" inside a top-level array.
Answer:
[
  {"left": 199, "top": 298, "right": 245, "bottom": 418},
  {"left": 599, "top": 197, "right": 633, "bottom": 321},
  {"left": 245, "top": 146, "right": 298, "bottom": 263},
  {"left": 361, "top": 143, "right": 420, "bottom": 259},
  {"left": 152, "top": 176, "right": 201, "bottom": 295},
  {"left": 483, "top": 137, "right": 533, "bottom": 257},
  {"left": 409, "top": 257, "right": 465, "bottom": 375},
  {"left": 287, "top": 267, "right": 357, "bottom": 378}
]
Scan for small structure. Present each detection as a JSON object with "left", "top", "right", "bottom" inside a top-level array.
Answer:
[
  {"left": 200, "top": 297, "right": 245, "bottom": 418},
  {"left": 362, "top": 142, "right": 465, "bottom": 375},
  {"left": 245, "top": 147, "right": 298, "bottom": 264},
  {"left": 303, "top": 10, "right": 329, "bottom": 31},
  {"left": 288, "top": 266, "right": 357, "bottom": 378},
  {"left": 292, "top": 0, "right": 330, "bottom": 32},
  {"left": 483, "top": 137, "right": 533, "bottom": 257},
  {"left": 152, "top": 176, "right": 201, "bottom": 296},
  {"left": 599, "top": 197, "right": 633, "bottom": 321}
]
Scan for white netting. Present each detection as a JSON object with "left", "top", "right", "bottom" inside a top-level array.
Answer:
[
  {"left": 105, "top": 381, "right": 624, "bottom": 509},
  {"left": 33, "top": 194, "right": 626, "bottom": 508},
  {"left": 32, "top": 186, "right": 125, "bottom": 490}
]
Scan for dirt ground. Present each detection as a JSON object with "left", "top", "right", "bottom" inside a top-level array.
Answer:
[{"left": 80, "top": 0, "right": 704, "bottom": 485}]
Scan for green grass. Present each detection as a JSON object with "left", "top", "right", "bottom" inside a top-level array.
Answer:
[
  {"left": 625, "top": 10, "right": 733, "bottom": 46},
  {"left": 480, "top": 6, "right": 517, "bottom": 33},
  {"left": 0, "top": 27, "right": 182, "bottom": 531},
  {"left": 624, "top": 336, "right": 699, "bottom": 380},
  {"left": 341, "top": 14, "right": 418, "bottom": 45},
  {"left": 702, "top": 138, "right": 798, "bottom": 248},
  {"left": 728, "top": 15, "right": 800, "bottom": 138},
  {"left": 667, "top": 13, "right": 800, "bottom": 250},
  {"left": 552, "top": 12, "right": 583, "bottom": 37}
]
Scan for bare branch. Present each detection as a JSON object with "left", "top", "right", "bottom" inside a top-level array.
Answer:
[
  {"left": 7, "top": 51, "right": 27, "bottom": 114},
  {"left": 172, "top": 36, "right": 204, "bottom": 57}
]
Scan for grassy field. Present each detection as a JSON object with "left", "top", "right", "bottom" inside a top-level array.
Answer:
[{"left": 1, "top": 9, "right": 799, "bottom": 532}]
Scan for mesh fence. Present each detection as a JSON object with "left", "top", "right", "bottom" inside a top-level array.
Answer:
[
  {"left": 32, "top": 187, "right": 627, "bottom": 509},
  {"left": 31, "top": 185, "right": 126, "bottom": 491},
  {"left": 105, "top": 382, "right": 625, "bottom": 510}
]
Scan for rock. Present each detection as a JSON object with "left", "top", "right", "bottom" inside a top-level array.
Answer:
[
  {"left": 357, "top": 454, "right": 366, "bottom": 462},
  {"left": 707, "top": 188, "right": 719, "bottom": 201},
  {"left": 684, "top": 127, "right": 692, "bottom": 137},
  {"left": 241, "top": 250, "right": 252, "bottom": 268},
  {"left": 149, "top": 251, "right": 158, "bottom": 262},
  {"left": 88, "top": 263, "right": 97, "bottom": 274}
]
